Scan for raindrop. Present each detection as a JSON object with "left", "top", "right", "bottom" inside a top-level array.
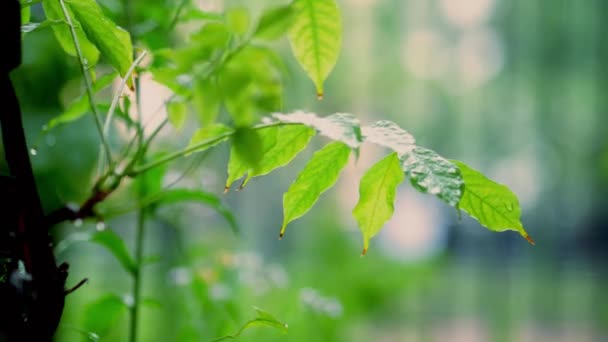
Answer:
[
  {"left": 95, "top": 221, "right": 106, "bottom": 231},
  {"left": 74, "top": 219, "right": 83, "bottom": 227},
  {"left": 29, "top": 148, "right": 37, "bottom": 156}
]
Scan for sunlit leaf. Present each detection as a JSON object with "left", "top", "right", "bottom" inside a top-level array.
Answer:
[
  {"left": 83, "top": 294, "right": 127, "bottom": 338},
  {"left": 67, "top": 0, "right": 133, "bottom": 80},
  {"left": 362, "top": 120, "right": 416, "bottom": 155},
  {"left": 186, "top": 124, "right": 234, "bottom": 156},
  {"left": 253, "top": 5, "right": 295, "bottom": 41},
  {"left": 288, "top": 0, "right": 342, "bottom": 98},
  {"left": 273, "top": 112, "right": 362, "bottom": 148},
  {"left": 141, "top": 189, "right": 239, "bottom": 234},
  {"left": 400, "top": 147, "right": 464, "bottom": 207},
  {"left": 42, "top": 0, "right": 100, "bottom": 66},
  {"left": 244, "top": 125, "right": 316, "bottom": 187},
  {"left": 90, "top": 230, "right": 136, "bottom": 275},
  {"left": 44, "top": 72, "right": 118, "bottom": 131},
  {"left": 211, "top": 306, "right": 288, "bottom": 342},
  {"left": 226, "top": 126, "right": 278, "bottom": 189},
  {"left": 280, "top": 142, "right": 351, "bottom": 237},
  {"left": 167, "top": 99, "right": 187, "bottom": 131},
  {"left": 226, "top": 6, "right": 250, "bottom": 35},
  {"left": 353, "top": 153, "right": 404, "bottom": 255},
  {"left": 452, "top": 161, "right": 534, "bottom": 244},
  {"left": 192, "top": 77, "right": 220, "bottom": 125}
]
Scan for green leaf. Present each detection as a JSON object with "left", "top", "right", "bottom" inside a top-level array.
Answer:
[
  {"left": 211, "top": 306, "right": 288, "bottom": 342},
  {"left": 44, "top": 71, "right": 118, "bottom": 131},
  {"left": 141, "top": 189, "right": 239, "bottom": 234},
  {"left": 42, "top": 0, "right": 100, "bottom": 66},
  {"left": 244, "top": 125, "right": 316, "bottom": 187},
  {"left": 135, "top": 152, "right": 169, "bottom": 198},
  {"left": 67, "top": 0, "right": 133, "bottom": 80},
  {"left": 192, "top": 77, "right": 221, "bottom": 125},
  {"left": 452, "top": 161, "right": 534, "bottom": 244},
  {"left": 83, "top": 294, "right": 128, "bottom": 338},
  {"left": 226, "top": 126, "right": 278, "bottom": 189},
  {"left": 167, "top": 99, "right": 187, "bottom": 131},
  {"left": 352, "top": 153, "right": 404, "bottom": 255},
  {"left": 90, "top": 230, "right": 137, "bottom": 275},
  {"left": 280, "top": 142, "right": 351, "bottom": 237},
  {"left": 400, "top": 147, "right": 464, "bottom": 207},
  {"left": 226, "top": 6, "right": 250, "bottom": 35},
  {"left": 362, "top": 120, "right": 416, "bottom": 155},
  {"left": 288, "top": 0, "right": 342, "bottom": 98},
  {"left": 273, "top": 112, "right": 362, "bottom": 148},
  {"left": 253, "top": 5, "right": 295, "bottom": 41},
  {"left": 186, "top": 124, "right": 234, "bottom": 156},
  {"left": 21, "top": 5, "right": 31, "bottom": 24}
]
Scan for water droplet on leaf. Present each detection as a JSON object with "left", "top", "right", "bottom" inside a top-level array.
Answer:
[
  {"left": 96, "top": 221, "right": 106, "bottom": 231},
  {"left": 29, "top": 148, "right": 37, "bottom": 156},
  {"left": 74, "top": 219, "right": 83, "bottom": 227}
]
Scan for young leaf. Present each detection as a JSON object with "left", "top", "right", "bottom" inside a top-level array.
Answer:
[
  {"left": 167, "top": 99, "right": 187, "bottom": 131},
  {"left": 253, "top": 5, "right": 295, "bottom": 41},
  {"left": 362, "top": 120, "right": 416, "bottom": 155},
  {"left": 352, "top": 153, "right": 404, "bottom": 255},
  {"left": 452, "top": 161, "right": 534, "bottom": 244},
  {"left": 83, "top": 294, "right": 128, "bottom": 338},
  {"left": 42, "top": 0, "right": 100, "bottom": 66},
  {"left": 186, "top": 124, "right": 234, "bottom": 156},
  {"left": 400, "top": 147, "right": 464, "bottom": 207},
  {"left": 211, "top": 306, "right": 288, "bottom": 342},
  {"left": 288, "top": 0, "right": 342, "bottom": 98},
  {"left": 273, "top": 112, "right": 362, "bottom": 148},
  {"left": 280, "top": 142, "right": 351, "bottom": 237},
  {"left": 67, "top": 0, "right": 134, "bottom": 80},
  {"left": 225, "top": 126, "right": 279, "bottom": 190},
  {"left": 90, "top": 230, "right": 137, "bottom": 275}
]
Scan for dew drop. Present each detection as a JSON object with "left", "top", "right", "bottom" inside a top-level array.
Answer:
[
  {"left": 74, "top": 218, "right": 83, "bottom": 227},
  {"left": 96, "top": 221, "right": 106, "bottom": 231},
  {"left": 29, "top": 148, "right": 37, "bottom": 156}
]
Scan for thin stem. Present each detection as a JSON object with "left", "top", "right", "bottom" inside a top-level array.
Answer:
[
  {"left": 129, "top": 206, "right": 146, "bottom": 342},
  {"left": 167, "top": 0, "right": 189, "bottom": 31},
  {"left": 127, "top": 121, "right": 294, "bottom": 176},
  {"left": 58, "top": 0, "right": 113, "bottom": 168}
]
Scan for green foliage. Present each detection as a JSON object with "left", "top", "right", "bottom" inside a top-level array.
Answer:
[
  {"left": 288, "top": 0, "right": 342, "bottom": 98},
  {"left": 253, "top": 5, "right": 296, "bottom": 41},
  {"left": 353, "top": 153, "right": 404, "bottom": 254},
  {"left": 211, "top": 307, "right": 288, "bottom": 342},
  {"left": 83, "top": 294, "right": 128, "bottom": 338},
  {"left": 166, "top": 99, "right": 187, "bottom": 131},
  {"left": 280, "top": 141, "right": 351, "bottom": 237},
  {"left": 452, "top": 161, "right": 534, "bottom": 244},
  {"left": 89, "top": 229, "right": 137, "bottom": 275}
]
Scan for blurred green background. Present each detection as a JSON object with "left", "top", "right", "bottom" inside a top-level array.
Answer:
[{"left": 4, "top": 0, "right": 608, "bottom": 341}]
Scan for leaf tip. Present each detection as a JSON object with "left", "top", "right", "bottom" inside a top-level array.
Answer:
[
  {"left": 278, "top": 231, "right": 284, "bottom": 240},
  {"left": 523, "top": 233, "right": 535, "bottom": 246},
  {"left": 316, "top": 92, "right": 324, "bottom": 101},
  {"left": 223, "top": 186, "right": 230, "bottom": 194},
  {"left": 361, "top": 247, "right": 367, "bottom": 256}
]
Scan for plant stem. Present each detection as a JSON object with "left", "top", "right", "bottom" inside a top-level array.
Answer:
[
  {"left": 129, "top": 206, "right": 146, "bottom": 342},
  {"left": 58, "top": 0, "right": 113, "bottom": 168}
]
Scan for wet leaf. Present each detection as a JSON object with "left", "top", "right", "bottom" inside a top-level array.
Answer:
[
  {"left": 362, "top": 120, "right": 416, "bottom": 155},
  {"left": 273, "top": 112, "right": 362, "bottom": 148},
  {"left": 353, "top": 153, "right": 404, "bottom": 255},
  {"left": 281, "top": 142, "right": 351, "bottom": 237},
  {"left": 452, "top": 161, "right": 534, "bottom": 244},
  {"left": 288, "top": 0, "right": 342, "bottom": 98},
  {"left": 400, "top": 147, "right": 464, "bottom": 207}
]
